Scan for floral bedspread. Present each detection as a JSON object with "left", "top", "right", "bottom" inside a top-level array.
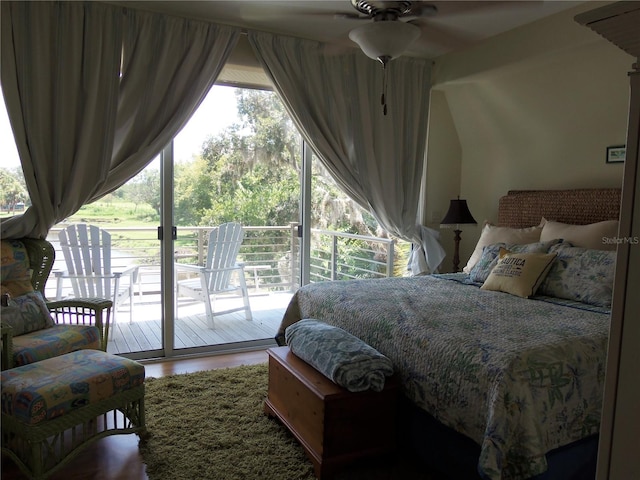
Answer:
[{"left": 276, "top": 274, "right": 609, "bottom": 480}]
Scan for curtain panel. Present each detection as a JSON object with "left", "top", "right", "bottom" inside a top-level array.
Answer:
[
  {"left": 96, "top": 9, "right": 239, "bottom": 198},
  {"left": 1, "top": 1, "right": 239, "bottom": 239},
  {"left": 1, "top": 1, "right": 122, "bottom": 239},
  {"left": 248, "top": 32, "right": 444, "bottom": 273}
]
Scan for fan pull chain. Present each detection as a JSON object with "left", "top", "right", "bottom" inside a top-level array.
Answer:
[
  {"left": 381, "top": 61, "right": 388, "bottom": 116},
  {"left": 377, "top": 55, "right": 391, "bottom": 116}
]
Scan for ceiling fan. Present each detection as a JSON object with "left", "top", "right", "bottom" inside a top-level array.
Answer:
[
  {"left": 343, "top": 1, "right": 438, "bottom": 65},
  {"left": 335, "top": 1, "right": 439, "bottom": 115}
]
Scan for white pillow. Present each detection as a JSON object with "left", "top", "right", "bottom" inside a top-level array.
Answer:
[
  {"left": 540, "top": 219, "right": 618, "bottom": 251},
  {"left": 463, "top": 221, "right": 543, "bottom": 273}
]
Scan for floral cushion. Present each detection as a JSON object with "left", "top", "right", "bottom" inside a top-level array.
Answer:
[
  {"left": 0, "top": 239, "right": 31, "bottom": 284},
  {"left": 1, "top": 291, "right": 55, "bottom": 336},
  {"left": 0, "top": 239, "right": 57, "bottom": 337},
  {"left": 1, "top": 278, "right": 34, "bottom": 298},
  {"left": 1, "top": 239, "right": 34, "bottom": 298},
  {"left": 469, "top": 239, "right": 562, "bottom": 283},
  {"left": 538, "top": 243, "right": 616, "bottom": 307},
  {"left": 1, "top": 349, "right": 145, "bottom": 425},
  {"left": 11, "top": 325, "right": 101, "bottom": 367}
]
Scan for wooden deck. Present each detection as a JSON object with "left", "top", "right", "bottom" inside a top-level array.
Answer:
[{"left": 105, "top": 292, "right": 293, "bottom": 355}]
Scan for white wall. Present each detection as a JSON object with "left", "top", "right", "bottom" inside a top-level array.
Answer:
[{"left": 425, "top": 2, "right": 632, "bottom": 271}]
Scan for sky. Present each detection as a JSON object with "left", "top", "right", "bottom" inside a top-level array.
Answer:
[
  {"left": 1, "top": 85, "right": 239, "bottom": 170},
  {"left": 173, "top": 86, "right": 239, "bottom": 163},
  {"left": 0, "top": 90, "right": 20, "bottom": 169}
]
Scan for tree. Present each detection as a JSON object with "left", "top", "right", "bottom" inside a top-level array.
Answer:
[
  {"left": 174, "top": 157, "right": 218, "bottom": 226},
  {"left": 175, "top": 88, "right": 380, "bottom": 239},
  {"left": 175, "top": 89, "right": 303, "bottom": 228},
  {"left": 130, "top": 169, "right": 161, "bottom": 216},
  {"left": 0, "top": 168, "right": 27, "bottom": 214}
]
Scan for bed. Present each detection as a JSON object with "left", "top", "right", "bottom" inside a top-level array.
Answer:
[{"left": 276, "top": 188, "right": 621, "bottom": 480}]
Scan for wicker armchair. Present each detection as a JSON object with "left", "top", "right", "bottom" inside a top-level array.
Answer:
[{"left": 1, "top": 238, "right": 112, "bottom": 370}]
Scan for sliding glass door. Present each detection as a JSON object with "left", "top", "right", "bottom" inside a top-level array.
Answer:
[
  {"left": 170, "top": 85, "right": 302, "bottom": 355},
  {"left": 43, "top": 85, "right": 303, "bottom": 359}
]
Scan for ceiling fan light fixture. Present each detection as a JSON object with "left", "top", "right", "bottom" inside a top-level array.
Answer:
[{"left": 349, "top": 20, "right": 420, "bottom": 63}]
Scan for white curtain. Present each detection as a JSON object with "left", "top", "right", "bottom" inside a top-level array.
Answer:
[
  {"left": 96, "top": 9, "right": 239, "bottom": 197},
  {"left": 248, "top": 32, "right": 444, "bottom": 274},
  {"left": 1, "top": 2, "right": 239, "bottom": 239},
  {"left": 1, "top": 1, "right": 122, "bottom": 239}
]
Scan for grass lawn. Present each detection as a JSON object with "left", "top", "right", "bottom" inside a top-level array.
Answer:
[{"left": 1, "top": 199, "right": 159, "bottom": 229}]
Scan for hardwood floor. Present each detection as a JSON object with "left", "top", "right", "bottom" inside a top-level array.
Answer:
[{"left": 1, "top": 350, "right": 269, "bottom": 480}]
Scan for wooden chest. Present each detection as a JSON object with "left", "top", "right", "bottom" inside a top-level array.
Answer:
[{"left": 264, "top": 346, "right": 398, "bottom": 479}]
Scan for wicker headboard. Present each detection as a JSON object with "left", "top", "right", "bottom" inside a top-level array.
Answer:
[{"left": 497, "top": 188, "right": 621, "bottom": 228}]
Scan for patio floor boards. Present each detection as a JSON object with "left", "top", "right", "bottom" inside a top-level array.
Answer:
[{"left": 105, "top": 292, "right": 292, "bottom": 354}]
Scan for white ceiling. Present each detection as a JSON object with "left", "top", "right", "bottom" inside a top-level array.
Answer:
[{"left": 115, "top": 1, "right": 585, "bottom": 59}]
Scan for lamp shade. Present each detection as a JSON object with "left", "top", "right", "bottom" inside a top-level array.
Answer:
[
  {"left": 440, "top": 198, "right": 477, "bottom": 228},
  {"left": 349, "top": 21, "right": 420, "bottom": 62}
]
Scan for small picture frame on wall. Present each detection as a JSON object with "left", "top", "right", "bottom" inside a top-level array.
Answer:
[{"left": 606, "top": 145, "right": 626, "bottom": 163}]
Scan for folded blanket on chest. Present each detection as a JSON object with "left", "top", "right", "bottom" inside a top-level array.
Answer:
[{"left": 284, "top": 318, "right": 394, "bottom": 392}]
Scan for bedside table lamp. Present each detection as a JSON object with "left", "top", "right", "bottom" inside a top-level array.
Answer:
[{"left": 440, "top": 197, "right": 477, "bottom": 273}]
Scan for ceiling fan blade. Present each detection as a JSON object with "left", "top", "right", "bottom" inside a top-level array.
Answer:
[
  {"left": 428, "top": 1, "right": 544, "bottom": 19},
  {"left": 321, "top": 41, "right": 359, "bottom": 56},
  {"left": 291, "top": 10, "right": 368, "bottom": 20},
  {"left": 405, "top": 2, "right": 438, "bottom": 18},
  {"left": 238, "top": 3, "right": 366, "bottom": 23},
  {"left": 409, "top": 18, "right": 479, "bottom": 51},
  {"left": 332, "top": 11, "right": 370, "bottom": 20}
]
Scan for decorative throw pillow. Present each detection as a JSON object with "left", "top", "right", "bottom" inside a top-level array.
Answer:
[
  {"left": 1, "top": 278, "right": 34, "bottom": 298},
  {"left": 481, "top": 248, "right": 557, "bottom": 298},
  {"left": 540, "top": 219, "right": 618, "bottom": 251},
  {"left": 463, "top": 221, "right": 543, "bottom": 273},
  {"left": 469, "top": 239, "right": 563, "bottom": 283},
  {"left": 0, "top": 290, "right": 55, "bottom": 336},
  {"left": 1, "top": 239, "right": 36, "bottom": 299},
  {"left": 1, "top": 239, "right": 31, "bottom": 283},
  {"left": 538, "top": 243, "right": 616, "bottom": 307}
]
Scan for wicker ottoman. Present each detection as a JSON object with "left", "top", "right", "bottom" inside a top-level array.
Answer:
[{"left": 1, "top": 349, "right": 146, "bottom": 480}]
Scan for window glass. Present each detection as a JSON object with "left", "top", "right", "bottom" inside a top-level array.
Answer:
[
  {"left": 173, "top": 86, "right": 301, "bottom": 229},
  {"left": 0, "top": 90, "right": 28, "bottom": 216}
]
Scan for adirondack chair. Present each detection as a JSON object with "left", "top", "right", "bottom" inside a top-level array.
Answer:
[
  {"left": 175, "top": 222, "right": 252, "bottom": 328},
  {"left": 55, "top": 224, "right": 137, "bottom": 332}
]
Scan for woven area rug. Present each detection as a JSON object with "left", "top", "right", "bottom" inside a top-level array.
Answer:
[{"left": 141, "top": 363, "right": 440, "bottom": 480}]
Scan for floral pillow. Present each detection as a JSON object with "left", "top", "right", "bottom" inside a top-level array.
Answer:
[
  {"left": 538, "top": 243, "right": 616, "bottom": 307},
  {"left": 469, "top": 239, "right": 562, "bottom": 283},
  {"left": 1, "top": 239, "right": 31, "bottom": 283},
  {"left": 1, "top": 290, "right": 55, "bottom": 336},
  {"left": 0, "top": 239, "right": 54, "bottom": 335},
  {"left": 1, "top": 239, "right": 35, "bottom": 298}
]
